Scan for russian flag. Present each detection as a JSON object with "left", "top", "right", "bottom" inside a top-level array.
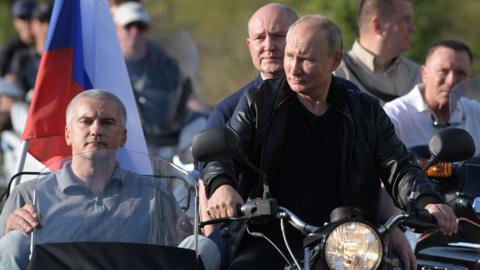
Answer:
[{"left": 20, "top": 0, "right": 148, "bottom": 171}]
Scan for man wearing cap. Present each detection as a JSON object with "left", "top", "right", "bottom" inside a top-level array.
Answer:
[
  {"left": 113, "top": 1, "right": 195, "bottom": 160},
  {"left": 7, "top": 3, "right": 52, "bottom": 93},
  {"left": 0, "top": 0, "right": 36, "bottom": 77}
]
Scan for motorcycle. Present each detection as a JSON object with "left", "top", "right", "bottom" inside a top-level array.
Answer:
[
  {"left": 191, "top": 128, "right": 452, "bottom": 270},
  {"left": 2, "top": 149, "right": 206, "bottom": 269},
  {"left": 408, "top": 128, "right": 480, "bottom": 270}
]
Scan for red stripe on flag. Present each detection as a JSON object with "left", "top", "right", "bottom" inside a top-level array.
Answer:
[{"left": 22, "top": 48, "right": 83, "bottom": 167}]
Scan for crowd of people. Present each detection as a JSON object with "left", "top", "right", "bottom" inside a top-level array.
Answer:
[
  {"left": 0, "top": 0, "right": 479, "bottom": 269},
  {"left": 0, "top": 0, "right": 208, "bottom": 186}
]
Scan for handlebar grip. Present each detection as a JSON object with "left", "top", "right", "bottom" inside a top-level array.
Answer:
[
  {"left": 416, "top": 208, "right": 437, "bottom": 224},
  {"left": 238, "top": 198, "right": 278, "bottom": 218},
  {"left": 403, "top": 208, "right": 438, "bottom": 233},
  {"left": 199, "top": 199, "right": 278, "bottom": 228}
]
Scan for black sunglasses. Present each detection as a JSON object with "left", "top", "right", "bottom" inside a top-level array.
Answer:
[
  {"left": 16, "top": 15, "right": 32, "bottom": 21},
  {"left": 124, "top": 21, "right": 148, "bottom": 32}
]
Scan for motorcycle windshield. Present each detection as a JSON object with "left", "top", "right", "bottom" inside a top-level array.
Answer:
[{"left": 32, "top": 149, "right": 197, "bottom": 248}]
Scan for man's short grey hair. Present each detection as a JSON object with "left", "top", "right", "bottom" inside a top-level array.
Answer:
[
  {"left": 288, "top": 15, "right": 343, "bottom": 55},
  {"left": 65, "top": 89, "right": 127, "bottom": 127}
]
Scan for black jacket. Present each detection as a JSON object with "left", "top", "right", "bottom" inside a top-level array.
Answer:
[{"left": 203, "top": 75, "right": 441, "bottom": 224}]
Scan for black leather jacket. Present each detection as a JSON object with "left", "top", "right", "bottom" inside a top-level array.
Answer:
[{"left": 203, "top": 76, "right": 441, "bottom": 224}]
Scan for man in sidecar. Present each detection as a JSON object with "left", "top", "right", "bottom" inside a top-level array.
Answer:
[{"left": 0, "top": 89, "right": 219, "bottom": 270}]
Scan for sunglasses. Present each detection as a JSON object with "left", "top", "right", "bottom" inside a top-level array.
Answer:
[
  {"left": 124, "top": 21, "right": 148, "bottom": 32},
  {"left": 16, "top": 15, "right": 32, "bottom": 21}
]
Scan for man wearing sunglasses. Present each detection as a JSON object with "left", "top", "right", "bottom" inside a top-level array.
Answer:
[
  {"left": 113, "top": 2, "right": 191, "bottom": 160},
  {"left": 384, "top": 39, "right": 480, "bottom": 156}
]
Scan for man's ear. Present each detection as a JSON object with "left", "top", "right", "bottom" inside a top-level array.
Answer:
[
  {"left": 65, "top": 125, "right": 71, "bottom": 146},
  {"left": 421, "top": 64, "right": 427, "bottom": 83},
  {"left": 120, "top": 128, "right": 127, "bottom": 147},
  {"left": 331, "top": 51, "right": 343, "bottom": 71},
  {"left": 372, "top": 16, "right": 384, "bottom": 35}
]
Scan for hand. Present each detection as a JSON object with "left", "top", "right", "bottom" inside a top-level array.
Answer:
[
  {"left": 424, "top": 203, "right": 458, "bottom": 236},
  {"left": 206, "top": 185, "right": 244, "bottom": 219},
  {"left": 5, "top": 203, "right": 40, "bottom": 234},
  {"left": 385, "top": 227, "right": 416, "bottom": 270},
  {"left": 198, "top": 180, "right": 217, "bottom": 236}
]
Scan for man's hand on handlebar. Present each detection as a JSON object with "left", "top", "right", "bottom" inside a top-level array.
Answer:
[
  {"left": 425, "top": 203, "right": 458, "bottom": 236},
  {"left": 206, "top": 185, "right": 244, "bottom": 219},
  {"left": 5, "top": 203, "right": 40, "bottom": 234}
]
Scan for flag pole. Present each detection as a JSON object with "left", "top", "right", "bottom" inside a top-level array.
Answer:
[{"left": 12, "top": 140, "right": 29, "bottom": 189}]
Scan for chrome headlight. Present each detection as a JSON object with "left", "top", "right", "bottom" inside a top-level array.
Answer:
[{"left": 324, "top": 220, "right": 383, "bottom": 270}]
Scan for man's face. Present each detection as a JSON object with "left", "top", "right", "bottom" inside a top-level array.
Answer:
[
  {"left": 13, "top": 17, "right": 34, "bottom": 44},
  {"left": 422, "top": 46, "right": 472, "bottom": 110},
  {"left": 284, "top": 24, "right": 341, "bottom": 97},
  {"left": 31, "top": 20, "right": 49, "bottom": 48},
  {"left": 116, "top": 21, "right": 148, "bottom": 60},
  {"left": 382, "top": 0, "right": 416, "bottom": 56},
  {"left": 246, "top": 9, "right": 292, "bottom": 79},
  {"left": 65, "top": 97, "right": 127, "bottom": 157}
]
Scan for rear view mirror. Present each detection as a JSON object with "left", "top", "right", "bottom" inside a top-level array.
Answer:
[{"left": 428, "top": 128, "right": 475, "bottom": 162}]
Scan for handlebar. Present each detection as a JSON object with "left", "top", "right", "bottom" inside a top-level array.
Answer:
[
  {"left": 378, "top": 208, "right": 438, "bottom": 234},
  {"left": 199, "top": 199, "right": 319, "bottom": 235},
  {"left": 200, "top": 198, "right": 439, "bottom": 236},
  {"left": 199, "top": 198, "right": 279, "bottom": 227},
  {"left": 277, "top": 207, "right": 320, "bottom": 235}
]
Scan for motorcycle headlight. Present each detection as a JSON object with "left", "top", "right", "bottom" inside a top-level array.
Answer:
[{"left": 324, "top": 220, "right": 383, "bottom": 270}]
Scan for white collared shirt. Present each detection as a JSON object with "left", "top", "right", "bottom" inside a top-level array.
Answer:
[{"left": 383, "top": 83, "right": 480, "bottom": 157}]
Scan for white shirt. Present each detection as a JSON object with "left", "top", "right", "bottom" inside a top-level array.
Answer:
[{"left": 383, "top": 83, "right": 480, "bottom": 157}]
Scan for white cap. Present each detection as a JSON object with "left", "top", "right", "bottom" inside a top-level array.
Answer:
[
  {"left": 0, "top": 79, "right": 23, "bottom": 98},
  {"left": 113, "top": 2, "right": 150, "bottom": 26}
]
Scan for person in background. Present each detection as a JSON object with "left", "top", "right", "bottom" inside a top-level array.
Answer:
[
  {"left": 7, "top": 3, "right": 52, "bottom": 94},
  {"left": 384, "top": 39, "right": 480, "bottom": 156},
  {"left": 335, "top": 0, "right": 420, "bottom": 105},
  {"left": 113, "top": 1, "right": 202, "bottom": 160},
  {"left": 0, "top": 0, "right": 36, "bottom": 77}
]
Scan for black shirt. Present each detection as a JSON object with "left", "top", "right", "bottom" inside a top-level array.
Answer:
[
  {"left": 262, "top": 96, "right": 343, "bottom": 252},
  {"left": 272, "top": 96, "right": 343, "bottom": 226}
]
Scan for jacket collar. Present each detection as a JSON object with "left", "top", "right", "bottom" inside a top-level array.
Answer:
[
  {"left": 350, "top": 40, "right": 401, "bottom": 72},
  {"left": 274, "top": 75, "right": 351, "bottom": 116}
]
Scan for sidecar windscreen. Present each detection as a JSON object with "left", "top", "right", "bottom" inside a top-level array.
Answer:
[{"left": 32, "top": 149, "right": 197, "bottom": 247}]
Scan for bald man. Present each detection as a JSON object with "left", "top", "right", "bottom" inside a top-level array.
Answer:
[{"left": 205, "top": 3, "right": 359, "bottom": 129}]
